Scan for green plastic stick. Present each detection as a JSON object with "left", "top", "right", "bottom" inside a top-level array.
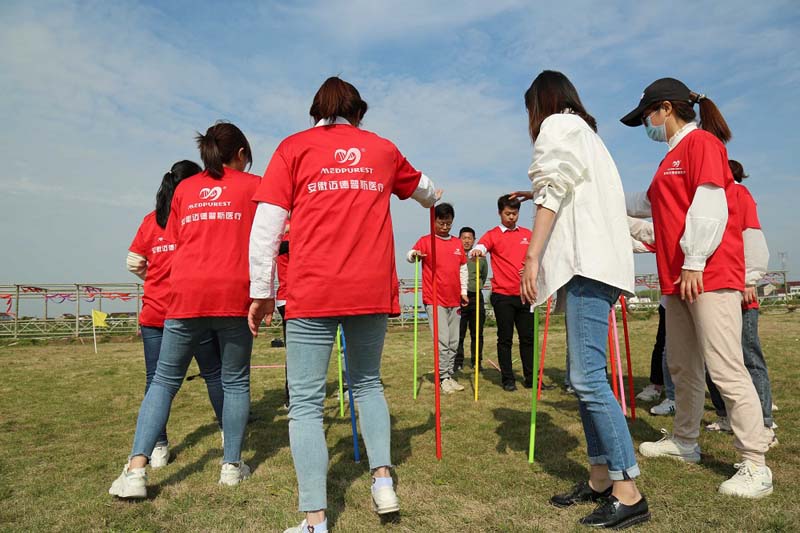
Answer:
[{"left": 529, "top": 306, "right": 540, "bottom": 463}]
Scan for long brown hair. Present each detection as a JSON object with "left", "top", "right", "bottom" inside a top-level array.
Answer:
[
  {"left": 524, "top": 70, "right": 597, "bottom": 142},
  {"left": 195, "top": 121, "right": 252, "bottom": 179},
  {"left": 309, "top": 76, "right": 368, "bottom": 125}
]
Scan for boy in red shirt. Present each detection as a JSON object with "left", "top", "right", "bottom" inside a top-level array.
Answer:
[
  {"left": 471, "top": 195, "right": 534, "bottom": 391},
  {"left": 407, "top": 203, "right": 468, "bottom": 394}
]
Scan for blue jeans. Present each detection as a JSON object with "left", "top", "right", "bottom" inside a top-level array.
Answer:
[
  {"left": 565, "top": 276, "right": 640, "bottom": 480},
  {"left": 132, "top": 317, "right": 252, "bottom": 463},
  {"left": 706, "top": 308, "right": 773, "bottom": 426},
  {"left": 140, "top": 326, "right": 225, "bottom": 445},
  {"left": 286, "top": 314, "right": 391, "bottom": 511}
]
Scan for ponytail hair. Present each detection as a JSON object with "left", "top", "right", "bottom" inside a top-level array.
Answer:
[
  {"left": 668, "top": 91, "right": 731, "bottom": 144},
  {"left": 728, "top": 159, "right": 748, "bottom": 183},
  {"left": 309, "top": 76, "right": 368, "bottom": 125},
  {"left": 155, "top": 160, "right": 202, "bottom": 228},
  {"left": 195, "top": 121, "right": 252, "bottom": 179}
]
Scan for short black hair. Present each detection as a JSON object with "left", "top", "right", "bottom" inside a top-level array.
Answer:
[
  {"left": 459, "top": 226, "right": 475, "bottom": 237},
  {"left": 435, "top": 202, "right": 455, "bottom": 219},
  {"left": 497, "top": 194, "right": 520, "bottom": 212}
]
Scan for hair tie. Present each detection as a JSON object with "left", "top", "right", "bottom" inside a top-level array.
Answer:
[{"left": 692, "top": 92, "right": 706, "bottom": 104}]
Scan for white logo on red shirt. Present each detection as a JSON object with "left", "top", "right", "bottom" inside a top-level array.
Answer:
[
  {"left": 199, "top": 186, "right": 223, "bottom": 201},
  {"left": 672, "top": 160, "right": 681, "bottom": 168},
  {"left": 521, "top": 237, "right": 530, "bottom": 245},
  {"left": 334, "top": 148, "right": 362, "bottom": 166}
]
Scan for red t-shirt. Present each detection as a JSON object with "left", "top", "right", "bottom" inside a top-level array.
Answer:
[
  {"left": 477, "top": 225, "right": 532, "bottom": 296},
  {"left": 412, "top": 234, "right": 467, "bottom": 307},
  {"left": 129, "top": 211, "right": 174, "bottom": 327},
  {"left": 647, "top": 129, "right": 744, "bottom": 295},
  {"left": 735, "top": 184, "right": 761, "bottom": 310},
  {"left": 277, "top": 236, "right": 289, "bottom": 303},
  {"left": 253, "top": 124, "right": 422, "bottom": 319},
  {"left": 165, "top": 168, "right": 261, "bottom": 318}
]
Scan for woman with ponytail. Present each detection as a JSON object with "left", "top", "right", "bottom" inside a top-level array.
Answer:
[
  {"left": 248, "top": 76, "right": 438, "bottom": 533},
  {"left": 126, "top": 160, "right": 224, "bottom": 469},
  {"left": 110, "top": 122, "right": 261, "bottom": 498},
  {"left": 621, "top": 79, "right": 774, "bottom": 498}
]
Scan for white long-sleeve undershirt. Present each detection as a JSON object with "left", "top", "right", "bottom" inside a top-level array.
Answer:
[
  {"left": 680, "top": 184, "right": 728, "bottom": 271},
  {"left": 250, "top": 174, "right": 438, "bottom": 300},
  {"left": 126, "top": 252, "right": 147, "bottom": 280},
  {"left": 743, "top": 228, "right": 769, "bottom": 285}
]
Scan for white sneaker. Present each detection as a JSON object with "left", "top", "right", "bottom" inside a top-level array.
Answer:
[
  {"left": 283, "top": 519, "right": 328, "bottom": 533},
  {"left": 372, "top": 481, "right": 400, "bottom": 514},
  {"left": 150, "top": 444, "right": 170, "bottom": 468},
  {"left": 639, "top": 429, "right": 701, "bottom": 463},
  {"left": 718, "top": 460, "right": 773, "bottom": 499},
  {"left": 108, "top": 464, "right": 147, "bottom": 499},
  {"left": 706, "top": 416, "right": 732, "bottom": 433},
  {"left": 440, "top": 378, "right": 455, "bottom": 395},
  {"left": 771, "top": 421, "right": 778, "bottom": 430},
  {"left": 448, "top": 377, "right": 465, "bottom": 391},
  {"left": 636, "top": 384, "right": 662, "bottom": 402},
  {"left": 772, "top": 402, "right": 779, "bottom": 411},
  {"left": 649, "top": 398, "right": 675, "bottom": 416},
  {"left": 769, "top": 435, "right": 779, "bottom": 449},
  {"left": 219, "top": 462, "right": 251, "bottom": 486}
]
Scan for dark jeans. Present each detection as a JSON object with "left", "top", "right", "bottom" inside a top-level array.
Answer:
[
  {"left": 140, "top": 325, "right": 224, "bottom": 445},
  {"left": 455, "top": 291, "right": 485, "bottom": 369},
  {"left": 490, "top": 292, "right": 534, "bottom": 386},
  {"left": 649, "top": 305, "right": 666, "bottom": 386},
  {"left": 706, "top": 308, "right": 773, "bottom": 427}
]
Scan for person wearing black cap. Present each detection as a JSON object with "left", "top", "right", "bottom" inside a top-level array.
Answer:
[
  {"left": 621, "top": 78, "right": 774, "bottom": 499},
  {"left": 519, "top": 70, "right": 649, "bottom": 530}
]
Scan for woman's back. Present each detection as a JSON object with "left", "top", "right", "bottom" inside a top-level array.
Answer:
[{"left": 256, "top": 122, "right": 422, "bottom": 319}]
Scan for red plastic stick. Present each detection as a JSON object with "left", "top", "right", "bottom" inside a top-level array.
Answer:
[
  {"left": 536, "top": 297, "right": 552, "bottom": 400},
  {"left": 620, "top": 296, "right": 636, "bottom": 420},
  {"left": 608, "top": 318, "right": 619, "bottom": 400},
  {"left": 429, "top": 208, "right": 442, "bottom": 460}
]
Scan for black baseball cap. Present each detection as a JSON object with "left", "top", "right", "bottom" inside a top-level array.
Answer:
[{"left": 620, "top": 78, "right": 693, "bottom": 127}]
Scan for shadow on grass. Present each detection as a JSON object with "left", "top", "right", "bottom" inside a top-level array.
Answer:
[
  {"left": 324, "top": 412, "right": 435, "bottom": 529},
  {"left": 492, "top": 408, "right": 584, "bottom": 483}
]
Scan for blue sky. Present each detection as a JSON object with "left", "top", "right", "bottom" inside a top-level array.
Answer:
[{"left": 2, "top": 0, "right": 799, "bottom": 285}]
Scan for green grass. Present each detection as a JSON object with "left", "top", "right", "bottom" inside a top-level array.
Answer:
[{"left": 1, "top": 312, "right": 799, "bottom": 532}]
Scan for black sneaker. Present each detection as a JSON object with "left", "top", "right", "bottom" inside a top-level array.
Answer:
[
  {"left": 523, "top": 381, "right": 533, "bottom": 389},
  {"left": 503, "top": 382, "right": 517, "bottom": 392},
  {"left": 579, "top": 495, "right": 650, "bottom": 529},
  {"left": 550, "top": 481, "right": 612, "bottom": 508}
]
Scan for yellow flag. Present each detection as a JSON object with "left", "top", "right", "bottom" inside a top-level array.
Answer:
[{"left": 92, "top": 309, "right": 108, "bottom": 328}]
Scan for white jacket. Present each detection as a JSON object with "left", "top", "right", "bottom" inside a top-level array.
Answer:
[{"left": 528, "top": 113, "right": 634, "bottom": 306}]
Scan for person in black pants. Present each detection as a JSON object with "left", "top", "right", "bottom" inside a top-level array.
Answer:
[
  {"left": 470, "top": 195, "right": 535, "bottom": 391},
  {"left": 455, "top": 226, "right": 487, "bottom": 371}
]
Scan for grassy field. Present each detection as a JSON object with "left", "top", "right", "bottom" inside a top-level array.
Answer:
[{"left": 1, "top": 311, "right": 799, "bottom": 532}]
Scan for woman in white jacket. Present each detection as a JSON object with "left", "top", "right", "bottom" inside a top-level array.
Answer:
[{"left": 517, "top": 70, "right": 649, "bottom": 530}]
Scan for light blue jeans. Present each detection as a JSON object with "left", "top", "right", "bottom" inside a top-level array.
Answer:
[
  {"left": 286, "top": 314, "right": 391, "bottom": 511},
  {"left": 131, "top": 317, "right": 252, "bottom": 464},
  {"left": 140, "top": 325, "right": 225, "bottom": 445},
  {"left": 565, "top": 276, "right": 640, "bottom": 480}
]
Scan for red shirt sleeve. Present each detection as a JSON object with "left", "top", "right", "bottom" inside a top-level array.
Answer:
[
  {"left": 391, "top": 145, "right": 422, "bottom": 200},
  {"left": 738, "top": 186, "right": 761, "bottom": 230},
  {"left": 254, "top": 145, "right": 293, "bottom": 210},
  {"left": 477, "top": 229, "right": 494, "bottom": 252},
  {"left": 129, "top": 217, "right": 149, "bottom": 255},
  {"left": 687, "top": 135, "right": 731, "bottom": 190}
]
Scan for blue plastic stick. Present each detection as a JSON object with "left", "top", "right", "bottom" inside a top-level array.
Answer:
[{"left": 340, "top": 326, "right": 361, "bottom": 463}]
